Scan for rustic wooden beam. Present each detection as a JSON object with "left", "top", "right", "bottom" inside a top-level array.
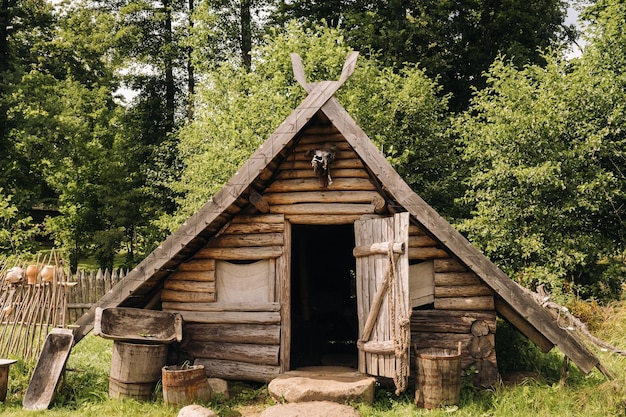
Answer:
[
  {"left": 408, "top": 247, "right": 449, "bottom": 260},
  {"left": 186, "top": 341, "right": 280, "bottom": 366},
  {"left": 434, "top": 258, "right": 468, "bottom": 273},
  {"left": 409, "top": 235, "right": 437, "bottom": 247},
  {"left": 411, "top": 310, "right": 496, "bottom": 334},
  {"left": 495, "top": 298, "right": 554, "bottom": 353},
  {"left": 434, "top": 296, "right": 495, "bottom": 311},
  {"left": 353, "top": 241, "right": 405, "bottom": 258},
  {"left": 163, "top": 280, "right": 216, "bottom": 293},
  {"left": 185, "top": 323, "right": 281, "bottom": 345},
  {"left": 161, "top": 289, "right": 215, "bottom": 303},
  {"left": 223, "top": 222, "right": 284, "bottom": 235},
  {"left": 434, "top": 285, "right": 494, "bottom": 298},
  {"left": 195, "top": 246, "right": 283, "bottom": 260},
  {"left": 285, "top": 214, "right": 363, "bottom": 225},
  {"left": 167, "top": 270, "right": 215, "bottom": 282},
  {"left": 434, "top": 272, "right": 481, "bottom": 286},
  {"left": 263, "top": 190, "right": 381, "bottom": 205},
  {"left": 166, "top": 310, "right": 281, "bottom": 324},
  {"left": 208, "top": 232, "right": 284, "bottom": 248},
  {"left": 176, "top": 259, "right": 216, "bottom": 272},
  {"left": 194, "top": 358, "right": 280, "bottom": 383},
  {"left": 270, "top": 203, "right": 377, "bottom": 216},
  {"left": 249, "top": 191, "right": 270, "bottom": 214},
  {"left": 162, "top": 302, "right": 280, "bottom": 312},
  {"left": 265, "top": 177, "right": 374, "bottom": 193},
  {"left": 276, "top": 168, "right": 370, "bottom": 180}
]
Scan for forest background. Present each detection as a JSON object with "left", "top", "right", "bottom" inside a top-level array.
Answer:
[{"left": 0, "top": 0, "right": 624, "bottom": 307}]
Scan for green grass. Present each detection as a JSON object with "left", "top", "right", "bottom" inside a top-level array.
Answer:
[{"left": 1, "top": 304, "right": 626, "bottom": 416}]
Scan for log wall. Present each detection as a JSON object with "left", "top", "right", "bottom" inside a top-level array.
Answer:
[
  {"left": 162, "top": 214, "right": 286, "bottom": 383},
  {"left": 408, "top": 223, "right": 499, "bottom": 386},
  {"left": 262, "top": 124, "right": 385, "bottom": 224}
]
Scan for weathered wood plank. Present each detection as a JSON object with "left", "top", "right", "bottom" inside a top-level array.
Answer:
[
  {"left": 410, "top": 310, "right": 496, "bottom": 334},
  {"left": 297, "top": 133, "right": 345, "bottom": 144},
  {"left": 495, "top": 298, "right": 553, "bottom": 353},
  {"left": 195, "top": 246, "right": 283, "bottom": 260},
  {"left": 276, "top": 168, "right": 369, "bottom": 180},
  {"left": 161, "top": 302, "right": 280, "bottom": 312},
  {"left": 433, "top": 258, "right": 468, "bottom": 273},
  {"left": 291, "top": 149, "right": 359, "bottom": 161},
  {"left": 166, "top": 310, "right": 281, "bottom": 324},
  {"left": 208, "top": 233, "right": 284, "bottom": 248},
  {"left": 231, "top": 214, "right": 285, "bottom": 224},
  {"left": 265, "top": 177, "right": 375, "bottom": 193},
  {"left": 353, "top": 242, "right": 405, "bottom": 258},
  {"left": 263, "top": 190, "right": 381, "bottom": 205},
  {"left": 270, "top": 203, "right": 377, "bottom": 216},
  {"left": 163, "top": 280, "right": 216, "bottom": 293},
  {"left": 278, "top": 220, "right": 291, "bottom": 373},
  {"left": 186, "top": 341, "right": 279, "bottom": 366},
  {"left": 409, "top": 224, "right": 427, "bottom": 236},
  {"left": 434, "top": 296, "right": 495, "bottom": 311},
  {"left": 168, "top": 270, "right": 215, "bottom": 282},
  {"left": 194, "top": 359, "right": 280, "bottom": 383},
  {"left": 285, "top": 214, "right": 364, "bottom": 225},
  {"left": 161, "top": 290, "right": 216, "bottom": 303},
  {"left": 434, "top": 285, "right": 494, "bottom": 298},
  {"left": 408, "top": 247, "right": 449, "bottom": 260},
  {"left": 278, "top": 159, "right": 365, "bottom": 171},
  {"left": 409, "top": 235, "right": 437, "bottom": 247},
  {"left": 185, "top": 323, "right": 281, "bottom": 345},
  {"left": 223, "top": 222, "right": 285, "bottom": 235},
  {"left": 434, "top": 272, "right": 481, "bottom": 287},
  {"left": 176, "top": 259, "right": 216, "bottom": 272}
]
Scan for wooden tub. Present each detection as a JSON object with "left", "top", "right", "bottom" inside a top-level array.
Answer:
[{"left": 94, "top": 307, "right": 183, "bottom": 344}]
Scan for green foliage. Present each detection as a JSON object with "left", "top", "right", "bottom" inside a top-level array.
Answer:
[
  {"left": 0, "top": 188, "right": 35, "bottom": 254},
  {"left": 270, "top": 0, "right": 572, "bottom": 110},
  {"left": 456, "top": 48, "right": 626, "bottom": 300},
  {"left": 164, "top": 22, "right": 454, "bottom": 230}
]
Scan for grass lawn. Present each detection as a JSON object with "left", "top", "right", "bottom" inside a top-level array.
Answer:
[{"left": 1, "top": 303, "right": 625, "bottom": 417}]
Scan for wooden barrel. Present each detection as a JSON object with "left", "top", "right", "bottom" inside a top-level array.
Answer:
[
  {"left": 415, "top": 348, "right": 461, "bottom": 409},
  {"left": 162, "top": 364, "right": 212, "bottom": 405},
  {"left": 109, "top": 341, "right": 168, "bottom": 401}
]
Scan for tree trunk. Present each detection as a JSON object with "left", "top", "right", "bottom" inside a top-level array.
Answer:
[
  {"left": 186, "top": 0, "right": 195, "bottom": 119},
  {"left": 163, "top": 0, "right": 175, "bottom": 132},
  {"left": 240, "top": 0, "right": 251, "bottom": 71}
]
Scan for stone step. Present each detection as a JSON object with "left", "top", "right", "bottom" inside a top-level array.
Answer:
[{"left": 267, "top": 366, "right": 376, "bottom": 405}]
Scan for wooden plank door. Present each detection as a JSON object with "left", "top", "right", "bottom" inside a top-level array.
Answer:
[{"left": 354, "top": 213, "right": 410, "bottom": 393}]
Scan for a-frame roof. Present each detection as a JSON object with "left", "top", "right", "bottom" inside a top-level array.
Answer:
[{"left": 73, "top": 53, "right": 602, "bottom": 376}]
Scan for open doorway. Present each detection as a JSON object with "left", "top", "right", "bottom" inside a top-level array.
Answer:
[{"left": 290, "top": 224, "right": 358, "bottom": 369}]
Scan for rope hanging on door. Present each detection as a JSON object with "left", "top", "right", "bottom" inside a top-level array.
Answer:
[{"left": 387, "top": 241, "right": 410, "bottom": 395}]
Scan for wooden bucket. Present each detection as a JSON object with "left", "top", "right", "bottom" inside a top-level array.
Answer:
[
  {"left": 109, "top": 341, "right": 168, "bottom": 401},
  {"left": 162, "top": 364, "right": 212, "bottom": 405},
  {"left": 415, "top": 347, "right": 462, "bottom": 409}
]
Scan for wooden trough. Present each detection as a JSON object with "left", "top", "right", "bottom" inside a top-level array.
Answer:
[
  {"left": 23, "top": 328, "right": 74, "bottom": 410},
  {"left": 94, "top": 307, "right": 182, "bottom": 344}
]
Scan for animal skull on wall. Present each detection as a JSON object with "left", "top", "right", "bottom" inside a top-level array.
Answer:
[{"left": 305, "top": 144, "right": 337, "bottom": 187}]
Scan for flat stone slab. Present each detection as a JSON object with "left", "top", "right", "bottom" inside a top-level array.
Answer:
[
  {"left": 260, "top": 401, "right": 361, "bottom": 417},
  {"left": 177, "top": 404, "right": 217, "bottom": 417},
  {"left": 268, "top": 366, "right": 375, "bottom": 405}
]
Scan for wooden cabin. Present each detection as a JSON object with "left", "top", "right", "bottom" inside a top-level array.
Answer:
[{"left": 74, "top": 53, "right": 601, "bottom": 393}]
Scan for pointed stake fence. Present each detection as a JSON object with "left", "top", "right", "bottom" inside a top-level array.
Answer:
[{"left": 0, "top": 255, "right": 127, "bottom": 363}]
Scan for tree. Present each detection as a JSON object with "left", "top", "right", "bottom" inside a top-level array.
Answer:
[
  {"left": 456, "top": 40, "right": 626, "bottom": 301},
  {"left": 0, "top": 188, "right": 35, "bottom": 255},
  {"left": 165, "top": 23, "right": 454, "bottom": 231},
  {"left": 271, "top": 0, "right": 573, "bottom": 110}
]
